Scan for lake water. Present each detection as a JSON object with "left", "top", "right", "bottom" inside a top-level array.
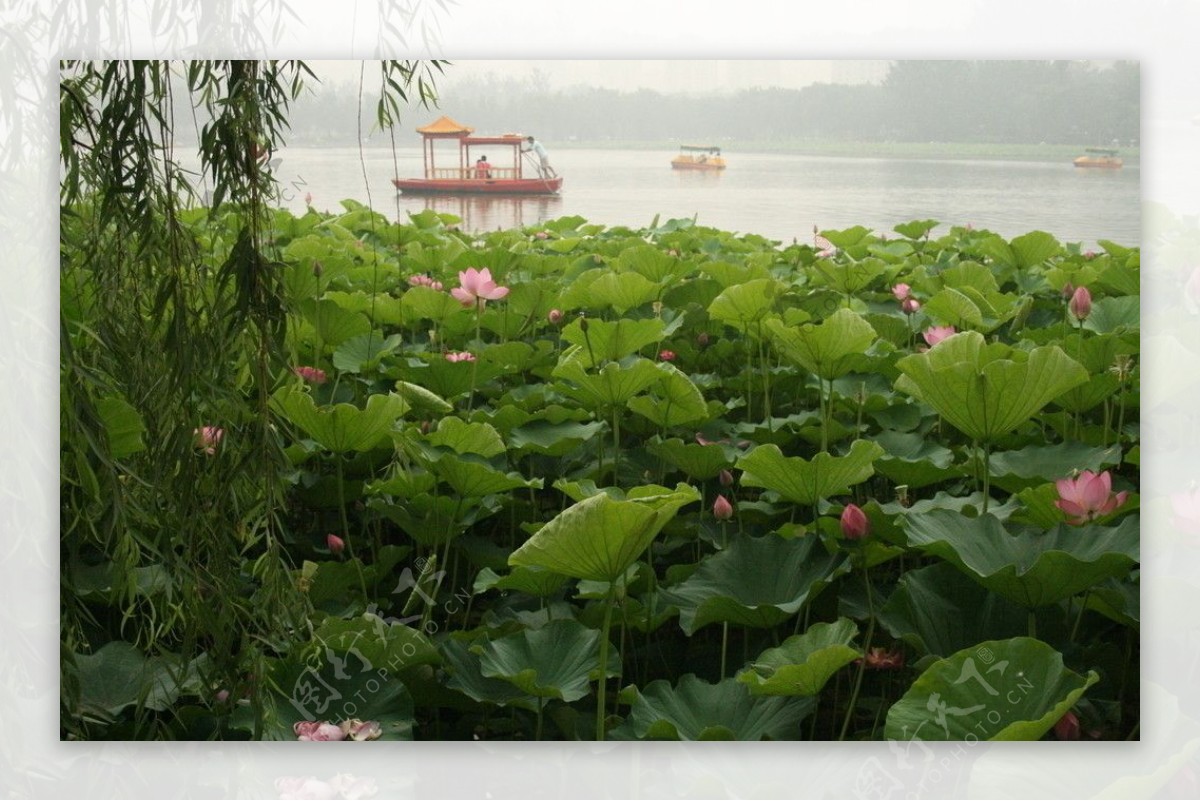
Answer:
[{"left": 268, "top": 145, "right": 1140, "bottom": 248}]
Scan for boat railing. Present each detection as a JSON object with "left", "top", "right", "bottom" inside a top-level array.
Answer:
[{"left": 428, "top": 167, "right": 524, "bottom": 180}]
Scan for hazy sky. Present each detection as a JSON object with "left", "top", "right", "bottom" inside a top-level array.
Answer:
[{"left": 311, "top": 59, "right": 890, "bottom": 95}]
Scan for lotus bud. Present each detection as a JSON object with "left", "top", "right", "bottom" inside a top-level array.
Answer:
[
  {"left": 901, "top": 297, "right": 921, "bottom": 315},
  {"left": 697, "top": 332, "right": 711, "bottom": 348},
  {"left": 548, "top": 308, "right": 564, "bottom": 325},
  {"left": 719, "top": 469, "right": 734, "bottom": 487},
  {"left": 1069, "top": 286, "right": 1092, "bottom": 321},
  {"left": 840, "top": 503, "right": 869, "bottom": 540},
  {"left": 312, "top": 260, "right": 323, "bottom": 278},
  {"left": 579, "top": 314, "right": 589, "bottom": 332},
  {"left": 1054, "top": 711, "right": 1081, "bottom": 740},
  {"left": 659, "top": 349, "right": 676, "bottom": 362},
  {"left": 304, "top": 192, "right": 313, "bottom": 205},
  {"left": 1061, "top": 281, "right": 1075, "bottom": 300},
  {"left": 713, "top": 495, "right": 734, "bottom": 521},
  {"left": 327, "top": 534, "right": 345, "bottom": 556}
]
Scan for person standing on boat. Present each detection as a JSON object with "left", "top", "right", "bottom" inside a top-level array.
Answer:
[
  {"left": 522, "top": 136, "right": 556, "bottom": 178},
  {"left": 475, "top": 156, "right": 493, "bottom": 179}
]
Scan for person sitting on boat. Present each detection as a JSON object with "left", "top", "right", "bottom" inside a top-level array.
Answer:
[
  {"left": 475, "top": 156, "right": 492, "bottom": 179},
  {"left": 522, "top": 136, "right": 556, "bottom": 178}
]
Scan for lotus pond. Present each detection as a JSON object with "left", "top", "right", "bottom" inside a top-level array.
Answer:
[{"left": 61, "top": 204, "right": 1139, "bottom": 741}]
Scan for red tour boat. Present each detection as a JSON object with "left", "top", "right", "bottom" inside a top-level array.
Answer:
[{"left": 392, "top": 116, "right": 564, "bottom": 195}]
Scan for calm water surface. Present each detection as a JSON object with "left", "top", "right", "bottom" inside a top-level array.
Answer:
[{"left": 269, "top": 146, "right": 1140, "bottom": 247}]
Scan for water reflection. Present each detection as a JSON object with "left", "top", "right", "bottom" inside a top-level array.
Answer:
[{"left": 402, "top": 193, "right": 564, "bottom": 232}]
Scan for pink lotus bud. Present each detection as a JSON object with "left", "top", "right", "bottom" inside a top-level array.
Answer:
[
  {"left": 535, "top": 230, "right": 549, "bottom": 240},
  {"left": 304, "top": 192, "right": 313, "bottom": 205},
  {"left": 1061, "top": 282, "right": 1075, "bottom": 300},
  {"left": 326, "top": 534, "right": 345, "bottom": 556},
  {"left": 719, "top": 469, "right": 734, "bottom": 487},
  {"left": 420, "top": 420, "right": 433, "bottom": 435},
  {"left": 840, "top": 503, "right": 869, "bottom": 540},
  {"left": 713, "top": 495, "right": 734, "bottom": 521},
  {"left": 548, "top": 308, "right": 564, "bottom": 325},
  {"left": 1084, "top": 250, "right": 1097, "bottom": 260},
  {"left": 901, "top": 297, "right": 921, "bottom": 315},
  {"left": 891, "top": 283, "right": 911, "bottom": 301},
  {"left": 215, "top": 689, "right": 230, "bottom": 703},
  {"left": 659, "top": 350, "right": 676, "bottom": 362},
  {"left": 1069, "top": 286, "right": 1092, "bottom": 320},
  {"left": 1054, "top": 711, "right": 1080, "bottom": 740},
  {"left": 697, "top": 332, "right": 711, "bottom": 348}
]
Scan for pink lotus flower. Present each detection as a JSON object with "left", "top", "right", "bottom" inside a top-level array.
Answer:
[
  {"left": 901, "top": 297, "right": 921, "bottom": 315},
  {"left": 444, "top": 351, "right": 476, "bottom": 363},
  {"left": 547, "top": 308, "right": 564, "bottom": 325},
  {"left": 1069, "top": 286, "right": 1092, "bottom": 321},
  {"left": 840, "top": 503, "right": 869, "bottom": 540},
  {"left": 1054, "top": 470, "right": 1129, "bottom": 525},
  {"left": 713, "top": 495, "right": 734, "bottom": 521},
  {"left": 858, "top": 646, "right": 905, "bottom": 670},
  {"left": 659, "top": 349, "right": 677, "bottom": 362},
  {"left": 293, "top": 366, "right": 327, "bottom": 384},
  {"left": 451, "top": 267, "right": 509, "bottom": 308},
  {"left": 535, "top": 231, "right": 549, "bottom": 240},
  {"left": 194, "top": 426, "right": 224, "bottom": 455},
  {"left": 1054, "top": 711, "right": 1081, "bottom": 740},
  {"left": 327, "top": 534, "right": 345, "bottom": 556},
  {"left": 922, "top": 326, "right": 957, "bottom": 347},
  {"left": 294, "top": 720, "right": 346, "bottom": 741},
  {"left": 340, "top": 719, "right": 382, "bottom": 741},
  {"left": 892, "top": 283, "right": 912, "bottom": 301}
]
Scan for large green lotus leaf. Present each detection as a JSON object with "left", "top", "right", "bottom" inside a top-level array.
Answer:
[
  {"left": 628, "top": 362, "right": 709, "bottom": 428},
  {"left": 872, "top": 431, "right": 962, "bottom": 490},
  {"left": 1083, "top": 573, "right": 1139, "bottom": 629},
  {"left": 586, "top": 270, "right": 661, "bottom": 314},
  {"left": 474, "top": 619, "right": 620, "bottom": 702},
  {"left": 811, "top": 257, "right": 887, "bottom": 294},
  {"left": 766, "top": 308, "right": 877, "bottom": 380},
  {"left": 941, "top": 261, "right": 1001, "bottom": 295},
  {"left": 985, "top": 442, "right": 1122, "bottom": 493},
  {"left": 885, "top": 638, "right": 1097, "bottom": 741},
  {"left": 432, "top": 454, "right": 542, "bottom": 498},
  {"left": 508, "top": 419, "right": 606, "bottom": 456},
  {"left": 400, "top": 284, "right": 466, "bottom": 325},
  {"left": 246, "top": 651, "right": 416, "bottom": 740},
  {"left": 1010, "top": 230, "right": 1062, "bottom": 268},
  {"left": 893, "top": 219, "right": 939, "bottom": 239},
  {"left": 1082, "top": 295, "right": 1140, "bottom": 334},
  {"left": 616, "top": 242, "right": 692, "bottom": 283},
  {"left": 1096, "top": 259, "right": 1140, "bottom": 296},
  {"left": 72, "top": 641, "right": 192, "bottom": 716},
  {"left": 272, "top": 387, "right": 407, "bottom": 453},
  {"left": 701, "top": 260, "right": 772, "bottom": 288},
  {"left": 867, "top": 240, "right": 915, "bottom": 263},
  {"left": 736, "top": 439, "right": 884, "bottom": 506},
  {"left": 707, "top": 278, "right": 779, "bottom": 327},
  {"left": 509, "top": 484, "right": 700, "bottom": 582},
  {"left": 1054, "top": 372, "right": 1122, "bottom": 413},
  {"left": 299, "top": 298, "right": 373, "bottom": 346},
  {"left": 474, "top": 565, "right": 569, "bottom": 598},
  {"left": 659, "top": 534, "right": 849, "bottom": 635},
  {"left": 393, "top": 380, "right": 453, "bottom": 415},
  {"left": 427, "top": 418, "right": 506, "bottom": 457},
  {"left": 923, "top": 287, "right": 984, "bottom": 329},
  {"left": 647, "top": 437, "right": 737, "bottom": 480},
  {"left": 553, "top": 350, "right": 665, "bottom": 409},
  {"left": 901, "top": 510, "right": 1139, "bottom": 608},
  {"left": 441, "top": 638, "right": 537, "bottom": 710},
  {"left": 559, "top": 317, "right": 664, "bottom": 365},
  {"left": 819, "top": 225, "right": 872, "bottom": 249},
  {"left": 613, "top": 675, "right": 815, "bottom": 741},
  {"left": 332, "top": 332, "right": 403, "bottom": 373},
  {"left": 311, "top": 613, "right": 440, "bottom": 670},
  {"left": 96, "top": 395, "right": 146, "bottom": 459},
  {"left": 894, "top": 331, "right": 1088, "bottom": 443},
  {"left": 737, "top": 618, "right": 861, "bottom": 697},
  {"left": 879, "top": 562, "right": 1031, "bottom": 659}
]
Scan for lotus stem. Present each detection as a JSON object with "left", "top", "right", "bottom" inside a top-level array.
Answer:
[
  {"left": 595, "top": 584, "right": 617, "bottom": 741},
  {"left": 335, "top": 455, "right": 370, "bottom": 605},
  {"left": 720, "top": 622, "right": 730, "bottom": 678},
  {"left": 839, "top": 563, "right": 875, "bottom": 740}
]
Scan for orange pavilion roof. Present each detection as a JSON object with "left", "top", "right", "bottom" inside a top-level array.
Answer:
[{"left": 416, "top": 115, "right": 474, "bottom": 136}]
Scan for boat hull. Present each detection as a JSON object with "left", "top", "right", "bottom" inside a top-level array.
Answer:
[
  {"left": 392, "top": 177, "right": 563, "bottom": 195},
  {"left": 1073, "top": 157, "right": 1123, "bottom": 169},
  {"left": 671, "top": 158, "right": 726, "bottom": 171}
]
